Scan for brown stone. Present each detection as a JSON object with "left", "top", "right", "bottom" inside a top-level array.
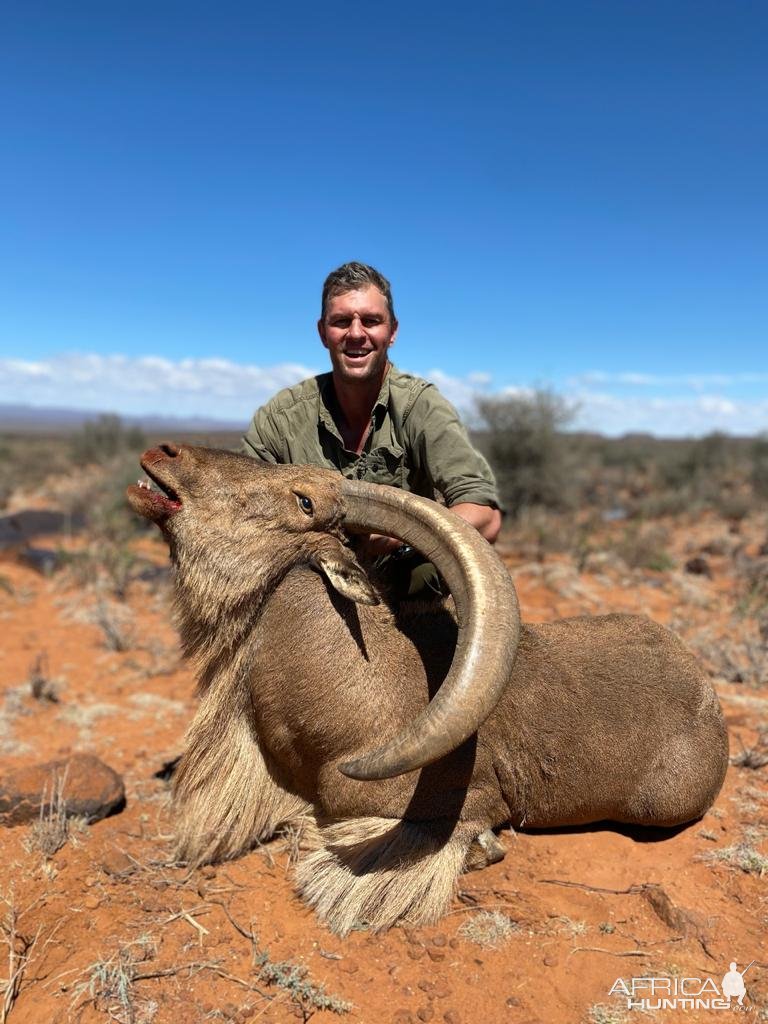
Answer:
[
  {"left": 407, "top": 947, "right": 425, "bottom": 961},
  {"left": 83, "top": 894, "right": 100, "bottom": 910},
  {"left": 200, "top": 864, "right": 217, "bottom": 879},
  {"left": 543, "top": 955, "right": 559, "bottom": 967},
  {"left": 431, "top": 934, "right": 447, "bottom": 947},
  {"left": 416, "top": 1007, "right": 434, "bottom": 1023},
  {"left": 432, "top": 981, "right": 451, "bottom": 999},
  {"left": 0, "top": 754, "right": 125, "bottom": 827},
  {"left": 393, "top": 1012, "right": 414, "bottom": 1024},
  {"left": 100, "top": 849, "right": 135, "bottom": 877},
  {"left": 426, "top": 947, "right": 446, "bottom": 962},
  {"left": 443, "top": 1012, "right": 461, "bottom": 1024},
  {"left": 417, "top": 979, "right": 435, "bottom": 993}
]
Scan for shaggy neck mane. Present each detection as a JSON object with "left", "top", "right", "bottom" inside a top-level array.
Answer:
[{"left": 170, "top": 545, "right": 298, "bottom": 694}]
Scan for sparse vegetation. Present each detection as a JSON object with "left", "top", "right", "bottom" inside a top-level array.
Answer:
[
  {"left": 586, "top": 1005, "right": 628, "bottom": 1024},
  {"left": 476, "top": 389, "right": 577, "bottom": 517},
  {"left": 27, "top": 652, "right": 59, "bottom": 703},
  {"left": 458, "top": 910, "right": 520, "bottom": 948},
  {"left": 703, "top": 829, "right": 768, "bottom": 876},
  {"left": 69, "top": 414, "right": 146, "bottom": 467},
  {"left": 22, "top": 770, "right": 88, "bottom": 860},
  {"left": 254, "top": 942, "right": 352, "bottom": 1020}
]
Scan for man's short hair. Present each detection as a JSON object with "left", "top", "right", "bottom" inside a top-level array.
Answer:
[{"left": 320, "top": 262, "right": 396, "bottom": 324}]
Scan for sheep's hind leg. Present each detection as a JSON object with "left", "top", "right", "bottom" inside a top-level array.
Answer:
[{"left": 463, "top": 828, "right": 507, "bottom": 871}]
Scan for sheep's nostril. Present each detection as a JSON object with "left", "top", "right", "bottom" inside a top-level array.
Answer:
[{"left": 159, "top": 442, "right": 181, "bottom": 458}]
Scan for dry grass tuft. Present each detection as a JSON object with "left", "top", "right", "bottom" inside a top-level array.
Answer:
[
  {"left": 702, "top": 828, "right": 768, "bottom": 876},
  {"left": 457, "top": 910, "right": 520, "bottom": 948},
  {"left": 22, "top": 769, "right": 88, "bottom": 861}
]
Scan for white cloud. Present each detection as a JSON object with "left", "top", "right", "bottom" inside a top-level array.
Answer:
[
  {"left": 0, "top": 353, "right": 319, "bottom": 421},
  {"left": 1, "top": 353, "right": 766, "bottom": 437},
  {"left": 571, "top": 370, "right": 768, "bottom": 391}
]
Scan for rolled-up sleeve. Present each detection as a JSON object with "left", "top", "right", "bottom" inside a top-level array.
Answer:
[
  {"left": 407, "top": 388, "right": 501, "bottom": 509},
  {"left": 241, "top": 405, "right": 282, "bottom": 463}
]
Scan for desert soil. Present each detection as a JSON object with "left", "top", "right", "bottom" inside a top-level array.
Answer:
[{"left": 0, "top": 497, "right": 766, "bottom": 1024}]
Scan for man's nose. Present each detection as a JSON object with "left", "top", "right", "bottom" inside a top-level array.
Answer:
[{"left": 347, "top": 314, "right": 365, "bottom": 338}]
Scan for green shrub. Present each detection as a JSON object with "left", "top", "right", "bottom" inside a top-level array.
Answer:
[
  {"left": 70, "top": 415, "right": 146, "bottom": 467},
  {"left": 476, "top": 390, "right": 577, "bottom": 518}
]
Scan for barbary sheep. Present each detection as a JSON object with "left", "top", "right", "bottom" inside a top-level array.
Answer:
[{"left": 127, "top": 443, "right": 728, "bottom": 935}]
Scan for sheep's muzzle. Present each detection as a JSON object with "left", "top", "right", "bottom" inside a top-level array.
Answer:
[{"left": 126, "top": 444, "right": 183, "bottom": 523}]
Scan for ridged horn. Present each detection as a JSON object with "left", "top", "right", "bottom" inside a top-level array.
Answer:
[{"left": 338, "top": 480, "right": 520, "bottom": 781}]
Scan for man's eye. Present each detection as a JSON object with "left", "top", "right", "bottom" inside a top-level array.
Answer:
[
  {"left": 331, "top": 319, "right": 351, "bottom": 328},
  {"left": 296, "top": 494, "right": 314, "bottom": 515},
  {"left": 362, "top": 318, "right": 382, "bottom": 327}
]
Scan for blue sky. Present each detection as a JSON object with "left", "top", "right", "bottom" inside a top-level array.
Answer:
[{"left": 1, "top": 1, "right": 765, "bottom": 435}]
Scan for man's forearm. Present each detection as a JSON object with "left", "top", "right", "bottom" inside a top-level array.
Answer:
[
  {"left": 357, "top": 503, "right": 502, "bottom": 559},
  {"left": 449, "top": 502, "right": 502, "bottom": 544}
]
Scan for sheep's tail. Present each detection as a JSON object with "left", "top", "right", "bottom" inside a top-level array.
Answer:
[
  {"left": 174, "top": 680, "right": 309, "bottom": 865},
  {"left": 295, "top": 816, "right": 471, "bottom": 935}
]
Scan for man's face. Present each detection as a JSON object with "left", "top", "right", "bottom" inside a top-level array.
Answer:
[{"left": 318, "top": 286, "right": 398, "bottom": 386}]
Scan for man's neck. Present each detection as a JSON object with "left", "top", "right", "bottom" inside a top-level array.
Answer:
[{"left": 332, "top": 363, "right": 390, "bottom": 453}]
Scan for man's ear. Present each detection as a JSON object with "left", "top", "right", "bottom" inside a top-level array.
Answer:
[
  {"left": 318, "top": 318, "right": 329, "bottom": 349},
  {"left": 310, "top": 539, "right": 379, "bottom": 606},
  {"left": 388, "top": 317, "right": 398, "bottom": 347}
]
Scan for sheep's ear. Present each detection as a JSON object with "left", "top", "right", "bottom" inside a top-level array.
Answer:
[{"left": 311, "top": 542, "right": 379, "bottom": 606}]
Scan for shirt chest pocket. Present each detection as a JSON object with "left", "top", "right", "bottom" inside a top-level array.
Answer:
[{"left": 361, "top": 445, "right": 406, "bottom": 488}]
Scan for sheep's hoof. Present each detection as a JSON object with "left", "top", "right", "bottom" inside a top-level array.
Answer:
[{"left": 464, "top": 829, "right": 506, "bottom": 871}]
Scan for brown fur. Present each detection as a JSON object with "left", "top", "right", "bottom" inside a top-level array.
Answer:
[{"left": 130, "top": 446, "right": 729, "bottom": 933}]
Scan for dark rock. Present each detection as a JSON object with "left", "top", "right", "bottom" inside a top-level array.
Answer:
[
  {"left": 0, "top": 753, "right": 125, "bottom": 827},
  {"left": 685, "top": 556, "right": 712, "bottom": 577}
]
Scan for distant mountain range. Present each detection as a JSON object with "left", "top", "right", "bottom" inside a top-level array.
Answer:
[{"left": 0, "top": 403, "right": 242, "bottom": 434}]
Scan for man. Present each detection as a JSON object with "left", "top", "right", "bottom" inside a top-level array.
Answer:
[{"left": 241, "top": 262, "right": 502, "bottom": 582}]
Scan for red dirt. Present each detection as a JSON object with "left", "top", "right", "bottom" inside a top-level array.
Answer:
[{"left": 0, "top": 511, "right": 766, "bottom": 1024}]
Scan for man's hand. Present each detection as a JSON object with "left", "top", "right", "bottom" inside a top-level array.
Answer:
[
  {"left": 449, "top": 502, "right": 502, "bottom": 544},
  {"left": 354, "top": 503, "right": 501, "bottom": 560}
]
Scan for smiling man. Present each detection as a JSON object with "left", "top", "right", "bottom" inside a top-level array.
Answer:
[{"left": 241, "top": 262, "right": 502, "bottom": 574}]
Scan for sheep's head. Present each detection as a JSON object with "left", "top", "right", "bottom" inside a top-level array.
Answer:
[
  {"left": 127, "top": 444, "right": 378, "bottom": 614},
  {"left": 129, "top": 443, "right": 522, "bottom": 785}
]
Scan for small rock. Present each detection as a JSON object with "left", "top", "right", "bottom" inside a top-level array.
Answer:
[
  {"left": 393, "top": 1012, "right": 414, "bottom": 1024},
  {"left": 407, "top": 947, "right": 425, "bottom": 961},
  {"left": 0, "top": 754, "right": 125, "bottom": 828},
  {"left": 431, "top": 934, "right": 447, "bottom": 947},
  {"left": 338, "top": 959, "right": 359, "bottom": 975},
  {"left": 448, "top": 938, "right": 459, "bottom": 949},
  {"left": 543, "top": 955, "right": 559, "bottom": 967},
  {"left": 426, "top": 947, "right": 446, "bottom": 962},
  {"left": 505, "top": 997, "right": 520, "bottom": 1008},
  {"left": 100, "top": 849, "right": 135, "bottom": 877},
  {"left": 416, "top": 1007, "right": 434, "bottom": 1023},
  {"left": 685, "top": 556, "right": 712, "bottom": 577},
  {"left": 432, "top": 981, "right": 451, "bottom": 999},
  {"left": 443, "top": 1012, "right": 461, "bottom": 1024},
  {"left": 417, "top": 979, "right": 435, "bottom": 993},
  {"left": 83, "top": 894, "right": 100, "bottom": 910},
  {"left": 200, "top": 864, "right": 217, "bottom": 879}
]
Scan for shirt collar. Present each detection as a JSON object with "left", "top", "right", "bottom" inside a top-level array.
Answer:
[{"left": 317, "top": 363, "right": 394, "bottom": 435}]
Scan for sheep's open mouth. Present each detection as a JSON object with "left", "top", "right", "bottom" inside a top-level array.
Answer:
[{"left": 126, "top": 462, "right": 182, "bottom": 521}]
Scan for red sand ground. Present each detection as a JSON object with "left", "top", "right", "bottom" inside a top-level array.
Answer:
[{"left": 0, "top": 510, "right": 766, "bottom": 1024}]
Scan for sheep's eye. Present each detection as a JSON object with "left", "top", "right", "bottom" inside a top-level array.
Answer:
[{"left": 296, "top": 494, "right": 314, "bottom": 515}]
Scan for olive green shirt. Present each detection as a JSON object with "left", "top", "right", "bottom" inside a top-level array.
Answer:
[{"left": 241, "top": 365, "right": 500, "bottom": 508}]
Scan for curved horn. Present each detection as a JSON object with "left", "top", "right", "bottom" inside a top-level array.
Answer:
[{"left": 338, "top": 480, "right": 520, "bottom": 781}]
